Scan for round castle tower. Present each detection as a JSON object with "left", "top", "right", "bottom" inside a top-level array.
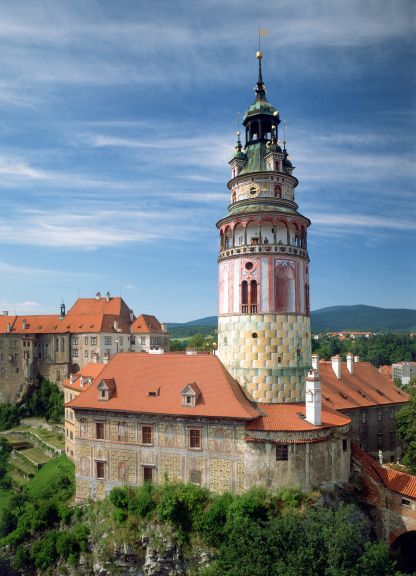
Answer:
[{"left": 217, "top": 51, "right": 311, "bottom": 403}]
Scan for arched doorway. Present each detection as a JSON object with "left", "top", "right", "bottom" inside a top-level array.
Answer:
[{"left": 390, "top": 531, "right": 416, "bottom": 573}]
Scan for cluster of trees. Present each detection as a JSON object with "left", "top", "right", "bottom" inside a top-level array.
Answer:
[
  {"left": 396, "top": 374, "right": 416, "bottom": 473},
  {"left": 312, "top": 334, "right": 415, "bottom": 367},
  {"left": 109, "top": 483, "right": 401, "bottom": 576},
  {"left": 170, "top": 333, "right": 217, "bottom": 352},
  {"left": 0, "top": 456, "right": 86, "bottom": 572},
  {"left": 0, "top": 377, "right": 64, "bottom": 433}
]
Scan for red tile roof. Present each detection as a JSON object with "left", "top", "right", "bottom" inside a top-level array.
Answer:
[
  {"left": 352, "top": 444, "right": 416, "bottom": 500},
  {"left": 319, "top": 361, "right": 408, "bottom": 410},
  {"left": 68, "top": 353, "right": 260, "bottom": 420},
  {"left": 0, "top": 315, "right": 68, "bottom": 334},
  {"left": 245, "top": 402, "right": 350, "bottom": 432},
  {"left": 131, "top": 314, "right": 165, "bottom": 334},
  {"left": 63, "top": 363, "right": 106, "bottom": 392},
  {"left": 67, "top": 296, "right": 133, "bottom": 319}
]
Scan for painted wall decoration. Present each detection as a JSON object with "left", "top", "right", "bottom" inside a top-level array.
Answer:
[{"left": 274, "top": 259, "right": 296, "bottom": 313}]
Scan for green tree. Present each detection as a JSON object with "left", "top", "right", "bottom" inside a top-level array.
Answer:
[{"left": 396, "top": 374, "right": 416, "bottom": 472}]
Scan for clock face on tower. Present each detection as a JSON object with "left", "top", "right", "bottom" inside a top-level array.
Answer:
[{"left": 247, "top": 183, "right": 260, "bottom": 198}]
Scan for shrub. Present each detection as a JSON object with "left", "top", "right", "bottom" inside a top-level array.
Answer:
[
  {"left": 156, "top": 482, "right": 209, "bottom": 533},
  {"left": 196, "top": 492, "right": 233, "bottom": 547},
  {"left": 30, "top": 530, "right": 59, "bottom": 571}
]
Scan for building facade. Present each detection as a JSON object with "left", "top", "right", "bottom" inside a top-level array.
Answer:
[{"left": 392, "top": 362, "right": 416, "bottom": 386}]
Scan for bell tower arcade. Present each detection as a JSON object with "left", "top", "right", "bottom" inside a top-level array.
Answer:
[{"left": 217, "top": 51, "right": 311, "bottom": 403}]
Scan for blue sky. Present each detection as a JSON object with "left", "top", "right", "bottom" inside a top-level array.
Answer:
[{"left": 0, "top": 0, "right": 415, "bottom": 322}]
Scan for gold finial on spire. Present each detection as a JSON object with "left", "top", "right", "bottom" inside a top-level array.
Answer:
[{"left": 283, "top": 120, "right": 287, "bottom": 148}]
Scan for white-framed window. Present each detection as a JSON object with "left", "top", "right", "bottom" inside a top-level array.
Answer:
[{"left": 105, "top": 337, "right": 112, "bottom": 346}]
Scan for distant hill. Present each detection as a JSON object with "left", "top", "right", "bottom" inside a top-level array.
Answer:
[
  {"left": 168, "top": 305, "right": 416, "bottom": 337},
  {"left": 311, "top": 305, "right": 416, "bottom": 332}
]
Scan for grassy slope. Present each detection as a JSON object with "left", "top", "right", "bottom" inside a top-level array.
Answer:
[{"left": 25, "top": 454, "right": 74, "bottom": 499}]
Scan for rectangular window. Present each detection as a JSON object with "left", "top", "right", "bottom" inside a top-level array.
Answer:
[
  {"left": 73, "top": 336, "right": 78, "bottom": 345},
  {"left": 143, "top": 466, "right": 153, "bottom": 482},
  {"left": 377, "top": 409, "right": 382, "bottom": 422},
  {"left": 389, "top": 431, "right": 395, "bottom": 447},
  {"left": 117, "top": 422, "right": 128, "bottom": 442},
  {"left": 130, "top": 337, "right": 135, "bottom": 345},
  {"left": 70, "top": 430, "right": 73, "bottom": 440},
  {"left": 342, "top": 438, "right": 348, "bottom": 452},
  {"left": 276, "top": 445, "right": 289, "bottom": 461},
  {"left": 96, "top": 461, "right": 105, "bottom": 479},
  {"left": 377, "top": 433, "right": 383, "bottom": 448},
  {"left": 55, "top": 338, "right": 59, "bottom": 352},
  {"left": 91, "top": 337, "right": 97, "bottom": 346},
  {"left": 105, "top": 337, "right": 112, "bottom": 346},
  {"left": 84, "top": 337, "right": 89, "bottom": 345},
  {"left": 61, "top": 338, "right": 65, "bottom": 352},
  {"left": 10, "top": 340, "right": 17, "bottom": 349},
  {"left": 389, "top": 408, "right": 394, "bottom": 420},
  {"left": 119, "top": 336, "right": 124, "bottom": 345},
  {"left": 401, "top": 498, "right": 411, "bottom": 507},
  {"left": 189, "top": 429, "right": 201, "bottom": 449},
  {"left": 72, "top": 349, "right": 78, "bottom": 358},
  {"left": 84, "top": 350, "right": 89, "bottom": 358},
  {"left": 140, "top": 337, "right": 146, "bottom": 345},
  {"left": 142, "top": 426, "right": 152, "bottom": 444},
  {"left": 361, "top": 411, "right": 367, "bottom": 424},
  {"left": 96, "top": 422, "right": 105, "bottom": 440}
]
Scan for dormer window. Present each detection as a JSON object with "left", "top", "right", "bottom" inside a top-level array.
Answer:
[
  {"left": 181, "top": 382, "right": 201, "bottom": 407},
  {"left": 97, "top": 378, "right": 116, "bottom": 401}
]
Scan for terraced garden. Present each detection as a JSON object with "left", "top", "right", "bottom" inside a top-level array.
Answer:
[{"left": 1, "top": 418, "right": 65, "bottom": 487}]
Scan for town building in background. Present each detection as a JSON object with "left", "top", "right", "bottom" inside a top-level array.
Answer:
[
  {"left": 392, "top": 362, "right": 416, "bottom": 386},
  {"left": 0, "top": 292, "right": 169, "bottom": 403}
]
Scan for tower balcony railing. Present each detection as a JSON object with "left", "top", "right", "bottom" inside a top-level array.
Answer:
[{"left": 219, "top": 242, "right": 307, "bottom": 260}]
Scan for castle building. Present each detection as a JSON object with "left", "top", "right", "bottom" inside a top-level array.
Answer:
[
  {"left": 217, "top": 50, "right": 310, "bottom": 403},
  {"left": 0, "top": 293, "right": 169, "bottom": 403},
  {"left": 67, "top": 52, "right": 353, "bottom": 501}
]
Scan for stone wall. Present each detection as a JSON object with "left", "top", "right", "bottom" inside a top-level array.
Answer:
[
  {"left": 73, "top": 409, "right": 350, "bottom": 500},
  {"left": 218, "top": 313, "right": 311, "bottom": 402}
]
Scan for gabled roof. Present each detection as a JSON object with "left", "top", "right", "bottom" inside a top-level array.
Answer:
[
  {"left": 131, "top": 314, "right": 165, "bottom": 334},
  {"left": 245, "top": 402, "right": 350, "bottom": 432},
  {"left": 67, "top": 296, "right": 133, "bottom": 320},
  {"left": 97, "top": 378, "right": 116, "bottom": 392},
  {"left": 68, "top": 353, "right": 259, "bottom": 420},
  {"left": 352, "top": 444, "right": 416, "bottom": 500},
  {"left": 64, "top": 363, "right": 106, "bottom": 392},
  {"left": 319, "top": 361, "right": 408, "bottom": 410},
  {"left": 181, "top": 382, "right": 201, "bottom": 397}
]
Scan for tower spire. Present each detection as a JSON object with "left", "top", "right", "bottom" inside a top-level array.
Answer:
[{"left": 254, "top": 49, "right": 267, "bottom": 102}]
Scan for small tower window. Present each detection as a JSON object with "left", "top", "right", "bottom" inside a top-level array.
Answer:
[{"left": 241, "top": 281, "right": 248, "bottom": 313}]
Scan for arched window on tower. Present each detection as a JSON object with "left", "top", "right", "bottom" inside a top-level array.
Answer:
[
  {"left": 274, "top": 184, "right": 282, "bottom": 198},
  {"left": 250, "top": 121, "right": 259, "bottom": 141},
  {"left": 305, "top": 283, "right": 310, "bottom": 315},
  {"left": 250, "top": 280, "right": 258, "bottom": 313},
  {"left": 241, "top": 281, "right": 248, "bottom": 314}
]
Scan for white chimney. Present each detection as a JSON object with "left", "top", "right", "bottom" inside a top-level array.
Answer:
[
  {"left": 80, "top": 376, "right": 84, "bottom": 388},
  {"left": 103, "top": 353, "right": 109, "bottom": 364},
  {"left": 70, "top": 374, "right": 74, "bottom": 385},
  {"left": 161, "top": 323, "right": 168, "bottom": 333},
  {"left": 186, "top": 349, "right": 197, "bottom": 356},
  {"left": 2, "top": 311, "right": 8, "bottom": 316},
  {"left": 113, "top": 320, "right": 119, "bottom": 332},
  {"left": 354, "top": 355, "right": 360, "bottom": 363},
  {"left": 129, "top": 310, "right": 134, "bottom": 322},
  {"left": 22, "top": 319, "right": 27, "bottom": 330},
  {"left": 148, "top": 348, "right": 164, "bottom": 355},
  {"left": 346, "top": 352, "right": 354, "bottom": 374},
  {"left": 106, "top": 291, "right": 111, "bottom": 301},
  {"left": 95, "top": 291, "right": 101, "bottom": 300},
  {"left": 331, "top": 355, "right": 342, "bottom": 379},
  {"left": 311, "top": 354, "right": 319, "bottom": 371},
  {"left": 92, "top": 352, "right": 98, "bottom": 364},
  {"left": 305, "top": 369, "right": 321, "bottom": 426},
  {"left": 6, "top": 323, "right": 11, "bottom": 333}
]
